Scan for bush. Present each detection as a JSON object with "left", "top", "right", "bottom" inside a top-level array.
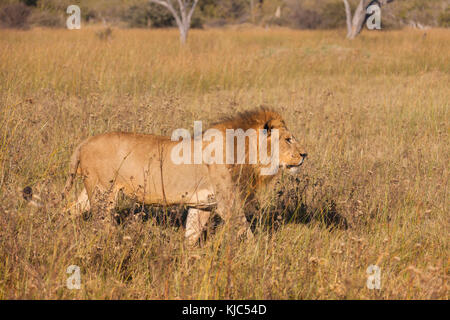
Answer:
[
  {"left": 83, "top": 9, "right": 98, "bottom": 23},
  {"left": 35, "top": 0, "right": 71, "bottom": 11},
  {"left": 122, "top": 3, "right": 174, "bottom": 28},
  {"left": 190, "top": 9, "right": 204, "bottom": 29},
  {"left": 289, "top": 7, "right": 322, "bottom": 29},
  {"left": 28, "top": 9, "right": 64, "bottom": 28},
  {"left": 95, "top": 27, "right": 113, "bottom": 40},
  {"left": 21, "top": 0, "right": 38, "bottom": 6},
  {"left": 438, "top": 8, "right": 450, "bottom": 27},
  {"left": 320, "top": 1, "right": 347, "bottom": 29},
  {"left": 0, "top": 3, "right": 31, "bottom": 29}
]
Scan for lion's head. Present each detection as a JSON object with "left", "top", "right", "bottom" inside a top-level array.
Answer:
[
  {"left": 264, "top": 117, "right": 308, "bottom": 174},
  {"left": 210, "top": 108, "right": 307, "bottom": 178}
]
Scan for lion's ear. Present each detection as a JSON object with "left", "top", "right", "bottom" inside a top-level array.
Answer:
[
  {"left": 263, "top": 119, "right": 274, "bottom": 136},
  {"left": 263, "top": 119, "right": 282, "bottom": 136}
]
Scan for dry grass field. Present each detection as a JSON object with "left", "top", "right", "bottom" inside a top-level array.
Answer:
[{"left": 0, "top": 26, "right": 448, "bottom": 299}]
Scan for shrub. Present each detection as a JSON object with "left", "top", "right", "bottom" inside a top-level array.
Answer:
[
  {"left": 122, "top": 3, "right": 174, "bottom": 28},
  {"left": 36, "top": 0, "right": 71, "bottom": 11},
  {"left": 28, "top": 9, "right": 64, "bottom": 28},
  {"left": 290, "top": 7, "right": 322, "bottom": 29},
  {"left": 95, "top": 27, "right": 113, "bottom": 40},
  {"left": 0, "top": 3, "right": 31, "bottom": 29},
  {"left": 190, "top": 10, "right": 204, "bottom": 29},
  {"left": 438, "top": 8, "right": 450, "bottom": 27},
  {"left": 320, "top": 1, "right": 347, "bottom": 29},
  {"left": 21, "top": 0, "right": 38, "bottom": 6},
  {"left": 83, "top": 9, "right": 98, "bottom": 23}
]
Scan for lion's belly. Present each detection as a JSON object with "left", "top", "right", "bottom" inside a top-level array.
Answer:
[
  {"left": 118, "top": 161, "right": 216, "bottom": 207},
  {"left": 136, "top": 187, "right": 217, "bottom": 207},
  {"left": 80, "top": 132, "right": 217, "bottom": 207}
]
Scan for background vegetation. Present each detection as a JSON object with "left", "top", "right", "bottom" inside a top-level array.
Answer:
[
  {"left": 0, "top": 0, "right": 449, "bottom": 30},
  {"left": 0, "top": 26, "right": 448, "bottom": 299}
]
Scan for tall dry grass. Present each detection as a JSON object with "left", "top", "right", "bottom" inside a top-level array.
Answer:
[{"left": 0, "top": 27, "right": 448, "bottom": 299}]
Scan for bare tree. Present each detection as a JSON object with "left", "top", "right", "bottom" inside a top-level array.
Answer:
[
  {"left": 149, "top": 0, "right": 199, "bottom": 44},
  {"left": 343, "top": 0, "right": 393, "bottom": 39}
]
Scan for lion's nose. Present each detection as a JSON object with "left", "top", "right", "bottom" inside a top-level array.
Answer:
[{"left": 300, "top": 153, "right": 308, "bottom": 159}]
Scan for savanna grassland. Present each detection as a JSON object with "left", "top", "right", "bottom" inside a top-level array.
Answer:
[{"left": 0, "top": 26, "right": 448, "bottom": 299}]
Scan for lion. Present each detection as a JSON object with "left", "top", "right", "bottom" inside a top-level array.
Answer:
[{"left": 62, "top": 108, "right": 307, "bottom": 245}]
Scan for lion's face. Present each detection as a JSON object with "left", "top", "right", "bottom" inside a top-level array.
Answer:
[
  {"left": 267, "top": 121, "right": 307, "bottom": 174},
  {"left": 211, "top": 109, "right": 307, "bottom": 176}
]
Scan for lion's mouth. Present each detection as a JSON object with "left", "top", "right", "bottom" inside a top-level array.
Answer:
[{"left": 286, "top": 158, "right": 305, "bottom": 169}]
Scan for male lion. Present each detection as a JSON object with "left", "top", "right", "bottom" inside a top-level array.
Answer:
[{"left": 62, "top": 109, "right": 307, "bottom": 245}]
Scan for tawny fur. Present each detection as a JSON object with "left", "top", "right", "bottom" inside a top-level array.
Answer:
[{"left": 62, "top": 108, "right": 307, "bottom": 245}]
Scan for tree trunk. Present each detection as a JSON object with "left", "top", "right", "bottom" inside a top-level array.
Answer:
[
  {"left": 349, "top": 0, "right": 371, "bottom": 39},
  {"left": 179, "top": 24, "right": 188, "bottom": 44},
  {"left": 343, "top": 0, "right": 393, "bottom": 39},
  {"left": 343, "top": 0, "right": 353, "bottom": 38},
  {"left": 149, "top": 0, "right": 199, "bottom": 44}
]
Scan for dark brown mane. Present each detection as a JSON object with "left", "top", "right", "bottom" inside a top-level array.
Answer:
[
  {"left": 209, "top": 107, "right": 284, "bottom": 131},
  {"left": 205, "top": 107, "right": 286, "bottom": 196}
]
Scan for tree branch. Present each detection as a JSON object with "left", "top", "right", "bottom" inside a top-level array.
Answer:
[
  {"left": 149, "top": 0, "right": 199, "bottom": 44},
  {"left": 349, "top": 0, "right": 371, "bottom": 39},
  {"left": 187, "top": 0, "right": 199, "bottom": 25},
  {"left": 176, "top": 0, "right": 185, "bottom": 23},
  {"left": 346, "top": 0, "right": 394, "bottom": 39},
  {"left": 342, "top": 0, "right": 352, "bottom": 38},
  {"left": 149, "top": 0, "right": 182, "bottom": 28}
]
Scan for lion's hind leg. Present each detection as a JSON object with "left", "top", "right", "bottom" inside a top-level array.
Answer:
[{"left": 66, "top": 188, "right": 90, "bottom": 217}]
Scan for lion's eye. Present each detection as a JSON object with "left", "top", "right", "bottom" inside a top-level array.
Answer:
[{"left": 286, "top": 137, "right": 293, "bottom": 144}]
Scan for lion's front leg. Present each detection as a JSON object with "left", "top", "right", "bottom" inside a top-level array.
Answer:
[
  {"left": 185, "top": 208, "right": 211, "bottom": 246},
  {"left": 89, "top": 185, "right": 120, "bottom": 225},
  {"left": 208, "top": 166, "right": 253, "bottom": 242},
  {"left": 217, "top": 199, "right": 254, "bottom": 242}
]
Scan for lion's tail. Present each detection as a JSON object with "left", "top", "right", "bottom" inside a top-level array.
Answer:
[{"left": 62, "top": 140, "right": 86, "bottom": 201}]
